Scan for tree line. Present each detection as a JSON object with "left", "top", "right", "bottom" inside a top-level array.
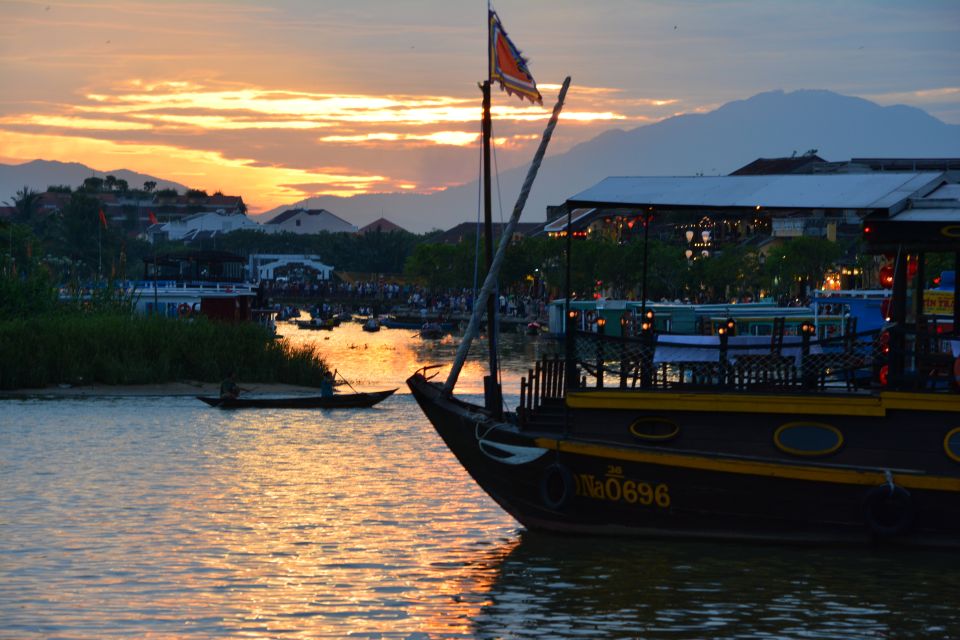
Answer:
[{"left": 4, "top": 179, "right": 923, "bottom": 304}]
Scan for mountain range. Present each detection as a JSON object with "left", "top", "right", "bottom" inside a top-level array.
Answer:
[
  {"left": 0, "top": 160, "right": 187, "bottom": 204},
  {"left": 4, "top": 90, "right": 959, "bottom": 232},
  {"left": 265, "top": 90, "right": 960, "bottom": 232}
]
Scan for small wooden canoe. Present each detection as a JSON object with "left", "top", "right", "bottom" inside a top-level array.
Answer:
[{"left": 196, "top": 388, "right": 397, "bottom": 409}]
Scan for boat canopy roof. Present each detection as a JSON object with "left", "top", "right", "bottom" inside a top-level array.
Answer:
[{"left": 565, "top": 173, "right": 944, "bottom": 213}]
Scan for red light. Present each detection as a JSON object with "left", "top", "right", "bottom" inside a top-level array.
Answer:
[
  {"left": 863, "top": 226, "right": 871, "bottom": 234},
  {"left": 879, "top": 365, "right": 889, "bottom": 386},
  {"left": 879, "top": 265, "right": 894, "bottom": 289}
]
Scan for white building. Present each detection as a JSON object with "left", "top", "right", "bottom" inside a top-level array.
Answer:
[
  {"left": 148, "top": 211, "right": 263, "bottom": 243},
  {"left": 248, "top": 254, "right": 333, "bottom": 281},
  {"left": 264, "top": 208, "right": 357, "bottom": 234}
]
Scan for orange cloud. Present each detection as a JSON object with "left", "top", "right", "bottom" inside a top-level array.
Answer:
[
  {"left": 0, "top": 129, "right": 388, "bottom": 211},
  {"left": 0, "top": 77, "right": 661, "bottom": 210}
]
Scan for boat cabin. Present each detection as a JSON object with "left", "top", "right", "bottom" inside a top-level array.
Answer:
[{"left": 135, "top": 250, "right": 262, "bottom": 321}]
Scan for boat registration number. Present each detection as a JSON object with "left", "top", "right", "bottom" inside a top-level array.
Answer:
[{"left": 575, "top": 465, "right": 671, "bottom": 508}]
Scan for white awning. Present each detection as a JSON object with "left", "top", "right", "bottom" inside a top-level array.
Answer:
[{"left": 566, "top": 173, "right": 945, "bottom": 212}]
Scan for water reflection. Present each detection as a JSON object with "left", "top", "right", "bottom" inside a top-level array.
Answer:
[
  {"left": 3, "top": 322, "right": 959, "bottom": 639},
  {"left": 0, "top": 395, "right": 521, "bottom": 638},
  {"left": 278, "top": 318, "right": 559, "bottom": 395},
  {"left": 471, "top": 531, "right": 959, "bottom": 638}
]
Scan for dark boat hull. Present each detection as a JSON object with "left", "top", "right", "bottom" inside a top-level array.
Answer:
[
  {"left": 407, "top": 373, "right": 960, "bottom": 547},
  {"left": 383, "top": 319, "right": 456, "bottom": 331},
  {"left": 198, "top": 388, "right": 396, "bottom": 409}
]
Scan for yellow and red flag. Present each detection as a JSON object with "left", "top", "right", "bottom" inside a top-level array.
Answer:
[
  {"left": 489, "top": 10, "right": 542, "bottom": 104},
  {"left": 98, "top": 209, "right": 108, "bottom": 228}
]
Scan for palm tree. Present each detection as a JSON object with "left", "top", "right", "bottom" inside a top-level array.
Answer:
[
  {"left": 4, "top": 186, "right": 41, "bottom": 224},
  {"left": 143, "top": 181, "right": 156, "bottom": 193}
]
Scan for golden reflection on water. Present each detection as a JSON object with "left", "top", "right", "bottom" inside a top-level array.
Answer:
[
  {"left": 3, "top": 368, "right": 959, "bottom": 636},
  {"left": 164, "top": 399, "right": 520, "bottom": 637},
  {"left": 277, "top": 317, "right": 558, "bottom": 396}
]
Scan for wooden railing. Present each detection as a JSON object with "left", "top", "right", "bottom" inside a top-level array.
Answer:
[{"left": 518, "top": 355, "right": 566, "bottom": 423}]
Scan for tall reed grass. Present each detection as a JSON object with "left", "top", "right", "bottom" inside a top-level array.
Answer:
[{"left": 0, "top": 314, "right": 328, "bottom": 390}]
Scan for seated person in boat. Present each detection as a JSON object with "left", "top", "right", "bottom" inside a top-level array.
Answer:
[
  {"left": 320, "top": 370, "right": 336, "bottom": 398},
  {"left": 220, "top": 370, "right": 241, "bottom": 400}
]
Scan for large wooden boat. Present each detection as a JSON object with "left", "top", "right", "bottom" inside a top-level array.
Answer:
[
  {"left": 408, "top": 12, "right": 960, "bottom": 547},
  {"left": 409, "top": 202, "right": 960, "bottom": 546},
  {"left": 197, "top": 388, "right": 396, "bottom": 409}
]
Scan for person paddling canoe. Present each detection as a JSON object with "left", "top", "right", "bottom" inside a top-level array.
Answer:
[
  {"left": 320, "top": 369, "right": 336, "bottom": 398},
  {"left": 220, "top": 370, "right": 251, "bottom": 400}
]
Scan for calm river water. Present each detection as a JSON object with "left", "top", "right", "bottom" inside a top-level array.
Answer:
[{"left": 1, "top": 321, "right": 957, "bottom": 638}]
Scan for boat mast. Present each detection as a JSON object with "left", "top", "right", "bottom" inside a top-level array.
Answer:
[
  {"left": 443, "top": 10, "right": 568, "bottom": 404},
  {"left": 481, "top": 78, "right": 502, "bottom": 415},
  {"left": 445, "top": 77, "right": 570, "bottom": 395}
]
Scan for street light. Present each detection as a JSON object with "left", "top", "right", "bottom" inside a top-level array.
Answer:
[{"left": 640, "top": 208, "right": 654, "bottom": 322}]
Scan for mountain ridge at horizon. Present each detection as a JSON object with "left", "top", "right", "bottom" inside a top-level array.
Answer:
[
  {"left": 255, "top": 88, "right": 960, "bottom": 231},
  {"left": 4, "top": 89, "right": 959, "bottom": 232},
  {"left": 0, "top": 159, "right": 188, "bottom": 204}
]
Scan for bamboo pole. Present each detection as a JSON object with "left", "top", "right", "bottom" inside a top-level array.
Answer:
[{"left": 443, "top": 76, "right": 571, "bottom": 394}]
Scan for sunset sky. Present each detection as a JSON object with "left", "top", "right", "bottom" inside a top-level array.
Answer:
[{"left": 1, "top": 0, "right": 958, "bottom": 217}]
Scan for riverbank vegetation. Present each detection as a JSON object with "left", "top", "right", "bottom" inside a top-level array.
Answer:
[{"left": 0, "top": 269, "right": 327, "bottom": 391}]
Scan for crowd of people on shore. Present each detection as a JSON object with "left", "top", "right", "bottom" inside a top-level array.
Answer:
[
  {"left": 264, "top": 279, "right": 548, "bottom": 320},
  {"left": 263, "top": 279, "right": 406, "bottom": 300}
]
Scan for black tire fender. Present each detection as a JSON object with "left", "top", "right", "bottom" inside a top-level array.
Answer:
[
  {"left": 540, "top": 463, "right": 575, "bottom": 511},
  {"left": 863, "top": 484, "right": 915, "bottom": 537}
]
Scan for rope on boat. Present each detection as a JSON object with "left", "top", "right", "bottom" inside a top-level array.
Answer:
[
  {"left": 474, "top": 419, "right": 548, "bottom": 465},
  {"left": 444, "top": 76, "right": 572, "bottom": 394}
]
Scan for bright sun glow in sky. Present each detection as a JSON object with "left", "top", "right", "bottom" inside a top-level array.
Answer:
[{"left": 1, "top": 0, "right": 958, "bottom": 216}]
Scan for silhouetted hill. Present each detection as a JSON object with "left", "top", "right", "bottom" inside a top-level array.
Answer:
[
  {"left": 0, "top": 160, "right": 187, "bottom": 203},
  {"left": 7, "top": 90, "right": 959, "bottom": 232},
  {"left": 262, "top": 89, "right": 960, "bottom": 232}
]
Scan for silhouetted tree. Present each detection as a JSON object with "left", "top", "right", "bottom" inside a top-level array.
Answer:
[
  {"left": 81, "top": 176, "right": 104, "bottom": 192},
  {"left": 4, "top": 186, "right": 41, "bottom": 224}
]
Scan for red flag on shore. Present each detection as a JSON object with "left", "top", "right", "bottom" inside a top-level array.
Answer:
[
  {"left": 489, "top": 10, "right": 542, "bottom": 104},
  {"left": 148, "top": 211, "right": 158, "bottom": 225},
  {"left": 98, "top": 209, "right": 108, "bottom": 228}
]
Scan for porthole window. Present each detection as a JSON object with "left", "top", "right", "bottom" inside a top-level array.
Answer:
[
  {"left": 774, "top": 422, "right": 843, "bottom": 457},
  {"left": 944, "top": 427, "right": 960, "bottom": 464},
  {"left": 629, "top": 417, "right": 680, "bottom": 442}
]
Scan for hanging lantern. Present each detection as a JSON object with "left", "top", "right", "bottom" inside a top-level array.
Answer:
[
  {"left": 701, "top": 230, "right": 711, "bottom": 243},
  {"left": 685, "top": 230, "right": 694, "bottom": 242},
  {"left": 879, "top": 264, "right": 894, "bottom": 289}
]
